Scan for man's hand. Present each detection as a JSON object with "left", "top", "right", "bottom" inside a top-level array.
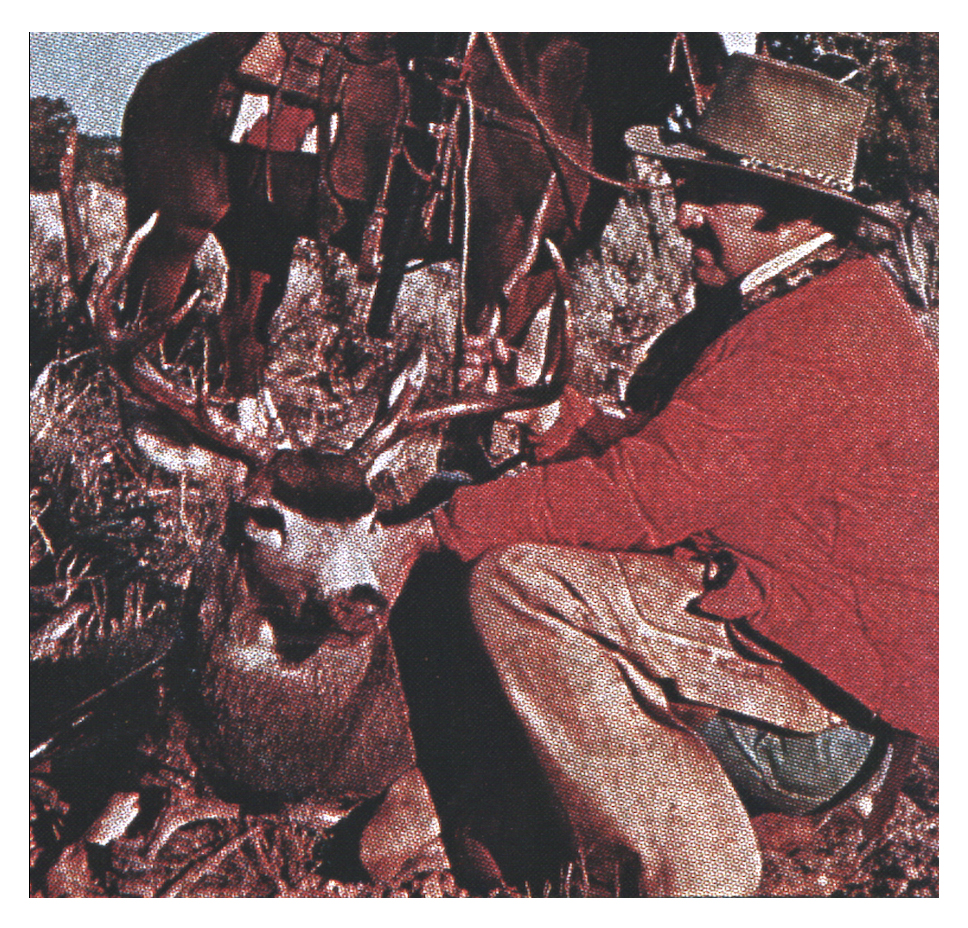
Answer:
[{"left": 457, "top": 305, "right": 562, "bottom": 437}]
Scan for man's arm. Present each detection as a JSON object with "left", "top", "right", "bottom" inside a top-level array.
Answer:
[{"left": 430, "top": 326, "right": 827, "bottom": 562}]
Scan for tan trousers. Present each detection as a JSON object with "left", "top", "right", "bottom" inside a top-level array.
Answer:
[{"left": 468, "top": 543, "right": 839, "bottom": 896}]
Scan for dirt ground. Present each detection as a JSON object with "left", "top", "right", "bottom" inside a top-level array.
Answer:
[{"left": 29, "top": 707, "right": 938, "bottom": 897}]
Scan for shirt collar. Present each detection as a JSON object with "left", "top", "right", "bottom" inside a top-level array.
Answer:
[{"left": 739, "top": 233, "right": 836, "bottom": 296}]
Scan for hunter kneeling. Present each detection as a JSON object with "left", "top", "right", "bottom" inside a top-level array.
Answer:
[{"left": 380, "top": 54, "right": 938, "bottom": 896}]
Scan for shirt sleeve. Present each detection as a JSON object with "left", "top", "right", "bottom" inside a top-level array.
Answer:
[{"left": 433, "top": 333, "right": 776, "bottom": 562}]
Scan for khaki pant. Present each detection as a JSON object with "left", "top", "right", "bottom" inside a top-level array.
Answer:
[{"left": 468, "top": 543, "right": 840, "bottom": 896}]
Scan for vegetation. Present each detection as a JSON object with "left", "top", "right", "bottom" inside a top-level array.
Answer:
[
  {"left": 30, "top": 96, "right": 123, "bottom": 191},
  {"left": 763, "top": 33, "right": 938, "bottom": 200}
]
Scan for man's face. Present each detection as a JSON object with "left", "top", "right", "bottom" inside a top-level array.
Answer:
[{"left": 672, "top": 171, "right": 815, "bottom": 288}]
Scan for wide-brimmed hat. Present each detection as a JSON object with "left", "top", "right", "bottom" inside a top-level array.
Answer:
[{"left": 626, "top": 53, "right": 887, "bottom": 220}]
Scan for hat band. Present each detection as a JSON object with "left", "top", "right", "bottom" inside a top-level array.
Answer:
[
  {"left": 734, "top": 153, "right": 855, "bottom": 194},
  {"left": 668, "top": 123, "right": 858, "bottom": 195}
]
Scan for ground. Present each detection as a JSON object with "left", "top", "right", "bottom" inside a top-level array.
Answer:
[{"left": 29, "top": 161, "right": 938, "bottom": 897}]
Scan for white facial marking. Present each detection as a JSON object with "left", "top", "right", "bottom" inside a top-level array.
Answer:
[
  {"left": 247, "top": 499, "right": 381, "bottom": 600},
  {"left": 228, "top": 620, "right": 278, "bottom": 670},
  {"left": 257, "top": 622, "right": 275, "bottom": 647},
  {"left": 245, "top": 521, "right": 284, "bottom": 551}
]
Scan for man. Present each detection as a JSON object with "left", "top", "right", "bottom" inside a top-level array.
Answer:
[{"left": 382, "top": 53, "right": 938, "bottom": 896}]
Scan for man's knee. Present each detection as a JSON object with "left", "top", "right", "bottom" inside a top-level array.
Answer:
[{"left": 468, "top": 544, "right": 543, "bottom": 630}]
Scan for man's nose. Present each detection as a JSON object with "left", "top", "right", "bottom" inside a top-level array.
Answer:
[{"left": 676, "top": 200, "right": 705, "bottom": 231}]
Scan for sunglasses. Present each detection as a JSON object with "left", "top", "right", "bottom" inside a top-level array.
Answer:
[{"left": 669, "top": 170, "right": 758, "bottom": 206}]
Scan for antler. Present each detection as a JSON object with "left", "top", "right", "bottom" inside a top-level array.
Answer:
[
  {"left": 350, "top": 350, "right": 429, "bottom": 466},
  {"left": 352, "top": 243, "right": 574, "bottom": 468},
  {"left": 88, "top": 215, "right": 276, "bottom": 466},
  {"left": 53, "top": 134, "right": 272, "bottom": 465},
  {"left": 81, "top": 206, "right": 571, "bottom": 477}
]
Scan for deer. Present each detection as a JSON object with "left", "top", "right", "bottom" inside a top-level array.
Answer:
[{"left": 40, "top": 194, "right": 574, "bottom": 894}]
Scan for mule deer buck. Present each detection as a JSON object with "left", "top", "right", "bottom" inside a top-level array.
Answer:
[{"left": 41, "top": 185, "right": 573, "bottom": 892}]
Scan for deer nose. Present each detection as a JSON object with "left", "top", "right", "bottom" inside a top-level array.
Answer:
[{"left": 327, "top": 585, "right": 388, "bottom": 636}]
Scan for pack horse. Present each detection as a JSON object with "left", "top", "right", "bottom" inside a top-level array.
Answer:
[{"left": 118, "top": 32, "right": 726, "bottom": 395}]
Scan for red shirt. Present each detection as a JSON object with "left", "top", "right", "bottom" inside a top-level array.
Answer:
[{"left": 434, "top": 256, "right": 939, "bottom": 742}]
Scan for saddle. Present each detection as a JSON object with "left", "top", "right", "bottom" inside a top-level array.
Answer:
[
  {"left": 212, "top": 32, "right": 406, "bottom": 251},
  {"left": 215, "top": 33, "right": 397, "bottom": 155}
]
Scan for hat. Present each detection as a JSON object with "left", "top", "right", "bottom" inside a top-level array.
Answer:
[{"left": 626, "top": 53, "right": 885, "bottom": 219}]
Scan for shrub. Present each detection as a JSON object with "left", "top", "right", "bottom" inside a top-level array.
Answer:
[{"left": 30, "top": 96, "right": 123, "bottom": 192}]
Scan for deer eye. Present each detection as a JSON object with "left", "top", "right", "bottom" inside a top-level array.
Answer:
[
  {"left": 245, "top": 505, "right": 286, "bottom": 532},
  {"left": 244, "top": 505, "right": 287, "bottom": 549}
]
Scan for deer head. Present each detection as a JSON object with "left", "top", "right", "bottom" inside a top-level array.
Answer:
[
  {"left": 86, "top": 213, "right": 572, "bottom": 642},
  {"left": 80, "top": 212, "right": 572, "bottom": 799}
]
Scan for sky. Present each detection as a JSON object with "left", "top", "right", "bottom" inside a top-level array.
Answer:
[
  {"left": 29, "top": 32, "right": 208, "bottom": 136},
  {"left": 27, "top": 31, "right": 762, "bottom": 138}
]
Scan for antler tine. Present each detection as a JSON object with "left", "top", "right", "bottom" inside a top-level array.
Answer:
[
  {"left": 404, "top": 381, "right": 566, "bottom": 431},
  {"left": 356, "top": 247, "right": 575, "bottom": 459},
  {"left": 89, "top": 215, "right": 200, "bottom": 360},
  {"left": 380, "top": 252, "right": 575, "bottom": 435},
  {"left": 542, "top": 238, "right": 575, "bottom": 387},
  {"left": 89, "top": 215, "right": 276, "bottom": 466},
  {"left": 351, "top": 351, "right": 427, "bottom": 466},
  {"left": 89, "top": 214, "right": 158, "bottom": 348}
]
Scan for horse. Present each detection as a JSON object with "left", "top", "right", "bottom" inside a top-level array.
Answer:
[{"left": 120, "top": 32, "right": 727, "bottom": 397}]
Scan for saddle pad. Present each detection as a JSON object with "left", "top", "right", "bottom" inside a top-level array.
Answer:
[
  {"left": 237, "top": 33, "right": 288, "bottom": 89},
  {"left": 229, "top": 93, "right": 319, "bottom": 154}
]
